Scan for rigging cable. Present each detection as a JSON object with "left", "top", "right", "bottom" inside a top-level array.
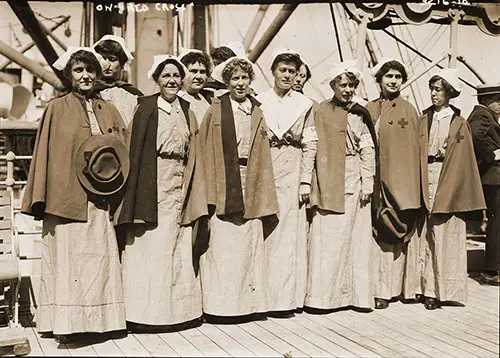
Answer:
[
  {"left": 392, "top": 26, "right": 420, "bottom": 112},
  {"left": 381, "top": 28, "right": 476, "bottom": 90},
  {"left": 401, "top": 25, "right": 425, "bottom": 109},
  {"left": 328, "top": 0, "right": 343, "bottom": 62}
]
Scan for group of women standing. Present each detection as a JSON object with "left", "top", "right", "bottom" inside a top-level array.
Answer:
[{"left": 21, "top": 36, "right": 486, "bottom": 343}]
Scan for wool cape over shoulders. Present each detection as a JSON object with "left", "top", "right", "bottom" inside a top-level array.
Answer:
[
  {"left": 309, "top": 99, "right": 350, "bottom": 213},
  {"left": 21, "top": 92, "right": 128, "bottom": 221},
  {"left": 422, "top": 106, "right": 486, "bottom": 215},
  {"left": 199, "top": 93, "right": 279, "bottom": 220},
  {"left": 365, "top": 96, "right": 427, "bottom": 211},
  {"left": 116, "top": 93, "right": 208, "bottom": 227}
]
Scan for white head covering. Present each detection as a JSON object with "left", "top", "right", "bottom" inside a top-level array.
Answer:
[
  {"left": 92, "top": 34, "right": 134, "bottom": 62},
  {"left": 434, "top": 68, "right": 461, "bottom": 94},
  {"left": 271, "top": 47, "right": 301, "bottom": 64},
  {"left": 53, "top": 47, "right": 108, "bottom": 72},
  {"left": 370, "top": 57, "right": 406, "bottom": 77},
  {"left": 321, "top": 60, "right": 363, "bottom": 85},
  {"left": 221, "top": 41, "right": 246, "bottom": 58},
  {"left": 211, "top": 56, "right": 258, "bottom": 84},
  {"left": 147, "top": 55, "right": 188, "bottom": 81},
  {"left": 177, "top": 48, "right": 204, "bottom": 62}
]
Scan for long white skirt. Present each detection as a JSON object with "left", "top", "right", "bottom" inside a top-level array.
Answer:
[
  {"left": 306, "top": 181, "right": 373, "bottom": 309},
  {"left": 200, "top": 165, "right": 267, "bottom": 316},
  {"left": 265, "top": 145, "right": 308, "bottom": 311},
  {"left": 37, "top": 202, "right": 126, "bottom": 335},
  {"left": 200, "top": 213, "right": 267, "bottom": 316},
  {"left": 371, "top": 214, "right": 425, "bottom": 301},
  {"left": 121, "top": 157, "right": 202, "bottom": 325},
  {"left": 421, "top": 214, "right": 468, "bottom": 303}
]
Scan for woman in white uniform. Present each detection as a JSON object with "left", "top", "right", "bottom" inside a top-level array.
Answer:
[{"left": 257, "top": 49, "right": 317, "bottom": 314}]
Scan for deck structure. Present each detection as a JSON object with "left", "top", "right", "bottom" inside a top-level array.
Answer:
[{"left": 6, "top": 276, "right": 499, "bottom": 357}]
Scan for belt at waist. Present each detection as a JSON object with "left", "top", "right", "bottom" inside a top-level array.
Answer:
[
  {"left": 158, "top": 152, "right": 186, "bottom": 162},
  {"left": 239, "top": 158, "right": 248, "bottom": 166},
  {"left": 428, "top": 156, "right": 444, "bottom": 164},
  {"left": 269, "top": 137, "right": 301, "bottom": 149}
]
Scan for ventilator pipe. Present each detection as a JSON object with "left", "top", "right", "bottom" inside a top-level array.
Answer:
[
  {"left": 243, "top": 5, "right": 269, "bottom": 52},
  {"left": 0, "top": 41, "right": 65, "bottom": 91},
  {"left": 248, "top": 4, "right": 298, "bottom": 63}
]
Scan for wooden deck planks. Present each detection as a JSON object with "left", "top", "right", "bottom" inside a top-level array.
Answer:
[
  {"left": 371, "top": 307, "right": 476, "bottom": 358},
  {"left": 110, "top": 334, "right": 150, "bottom": 357},
  {"left": 15, "top": 277, "right": 500, "bottom": 357},
  {"left": 178, "top": 326, "right": 230, "bottom": 357},
  {"left": 25, "top": 326, "right": 44, "bottom": 357},
  {"left": 272, "top": 315, "right": 360, "bottom": 358},
  {"left": 65, "top": 341, "right": 97, "bottom": 357},
  {"left": 259, "top": 317, "right": 340, "bottom": 357},
  {"left": 158, "top": 331, "right": 204, "bottom": 357},
  {"left": 133, "top": 333, "right": 179, "bottom": 357},
  {"left": 216, "top": 322, "right": 282, "bottom": 357},
  {"left": 36, "top": 336, "right": 70, "bottom": 356},
  {"left": 376, "top": 304, "right": 490, "bottom": 358},
  {"left": 333, "top": 309, "right": 431, "bottom": 358},
  {"left": 309, "top": 313, "right": 399, "bottom": 357},
  {"left": 350, "top": 307, "right": 453, "bottom": 358},
  {"left": 238, "top": 321, "right": 309, "bottom": 357},
  {"left": 91, "top": 339, "right": 125, "bottom": 357},
  {"left": 294, "top": 314, "right": 380, "bottom": 358},
  {"left": 387, "top": 303, "right": 498, "bottom": 357},
  {"left": 197, "top": 323, "right": 255, "bottom": 357}
]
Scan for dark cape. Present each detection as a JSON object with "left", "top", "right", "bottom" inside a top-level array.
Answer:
[
  {"left": 199, "top": 93, "right": 279, "bottom": 220},
  {"left": 21, "top": 92, "right": 127, "bottom": 221},
  {"left": 116, "top": 93, "right": 207, "bottom": 227},
  {"left": 422, "top": 105, "right": 486, "bottom": 216},
  {"left": 310, "top": 99, "right": 377, "bottom": 213}
]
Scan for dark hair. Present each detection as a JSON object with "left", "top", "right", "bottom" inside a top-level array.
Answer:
[
  {"left": 331, "top": 72, "right": 359, "bottom": 89},
  {"left": 63, "top": 50, "right": 102, "bottom": 81},
  {"left": 210, "top": 46, "right": 236, "bottom": 66},
  {"left": 180, "top": 51, "right": 211, "bottom": 74},
  {"left": 429, "top": 75, "right": 460, "bottom": 99},
  {"left": 374, "top": 60, "right": 408, "bottom": 84},
  {"left": 302, "top": 63, "right": 312, "bottom": 82},
  {"left": 478, "top": 93, "right": 500, "bottom": 106},
  {"left": 221, "top": 59, "right": 255, "bottom": 84},
  {"left": 94, "top": 39, "right": 128, "bottom": 66},
  {"left": 152, "top": 59, "right": 186, "bottom": 82},
  {"left": 271, "top": 53, "right": 302, "bottom": 73}
]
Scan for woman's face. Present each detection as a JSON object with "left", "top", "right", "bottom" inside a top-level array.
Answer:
[
  {"left": 330, "top": 73, "right": 355, "bottom": 104},
  {"left": 157, "top": 63, "right": 182, "bottom": 102},
  {"left": 71, "top": 60, "right": 97, "bottom": 94},
  {"left": 101, "top": 54, "right": 122, "bottom": 81},
  {"left": 486, "top": 95, "right": 500, "bottom": 116},
  {"left": 184, "top": 61, "right": 208, "bottom": 95},
  {"left": 273, "top": 61, "right": 297, "bottom": 92},
  {"left": 292, "top": 64, "right": 308, "bottom": 92},
  {"left": 429, "top": 79, "right": 449, "bottom": 109},
  {"left": 380, "top": 68, "right": 403, "bottom": 98},
  {"left": 228, "top": 67, "right": 251, "bottom": 103}
]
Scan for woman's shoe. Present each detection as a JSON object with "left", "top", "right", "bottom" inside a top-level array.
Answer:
[
  {"left": 424, "top": 297, "right": 440, "bottom": 310},
  {"left": 54, "top": 334, "right": 71, "bottom": 344},
  {"left": 374, "top": 298, "right": 389, "bottom": 309}
]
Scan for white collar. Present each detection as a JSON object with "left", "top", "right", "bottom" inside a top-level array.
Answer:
[
  {"left": 157, "top": 96, "right": 180, "bottom": 115},
  {"left": 230, "top": 97, "right": 252, "bottom": 115},
  {"left": 257, "top": 88, "right": 312, "bottom": 138},
  {"left": 434, "top": 106, "right": 454, "bottom": 119}
]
